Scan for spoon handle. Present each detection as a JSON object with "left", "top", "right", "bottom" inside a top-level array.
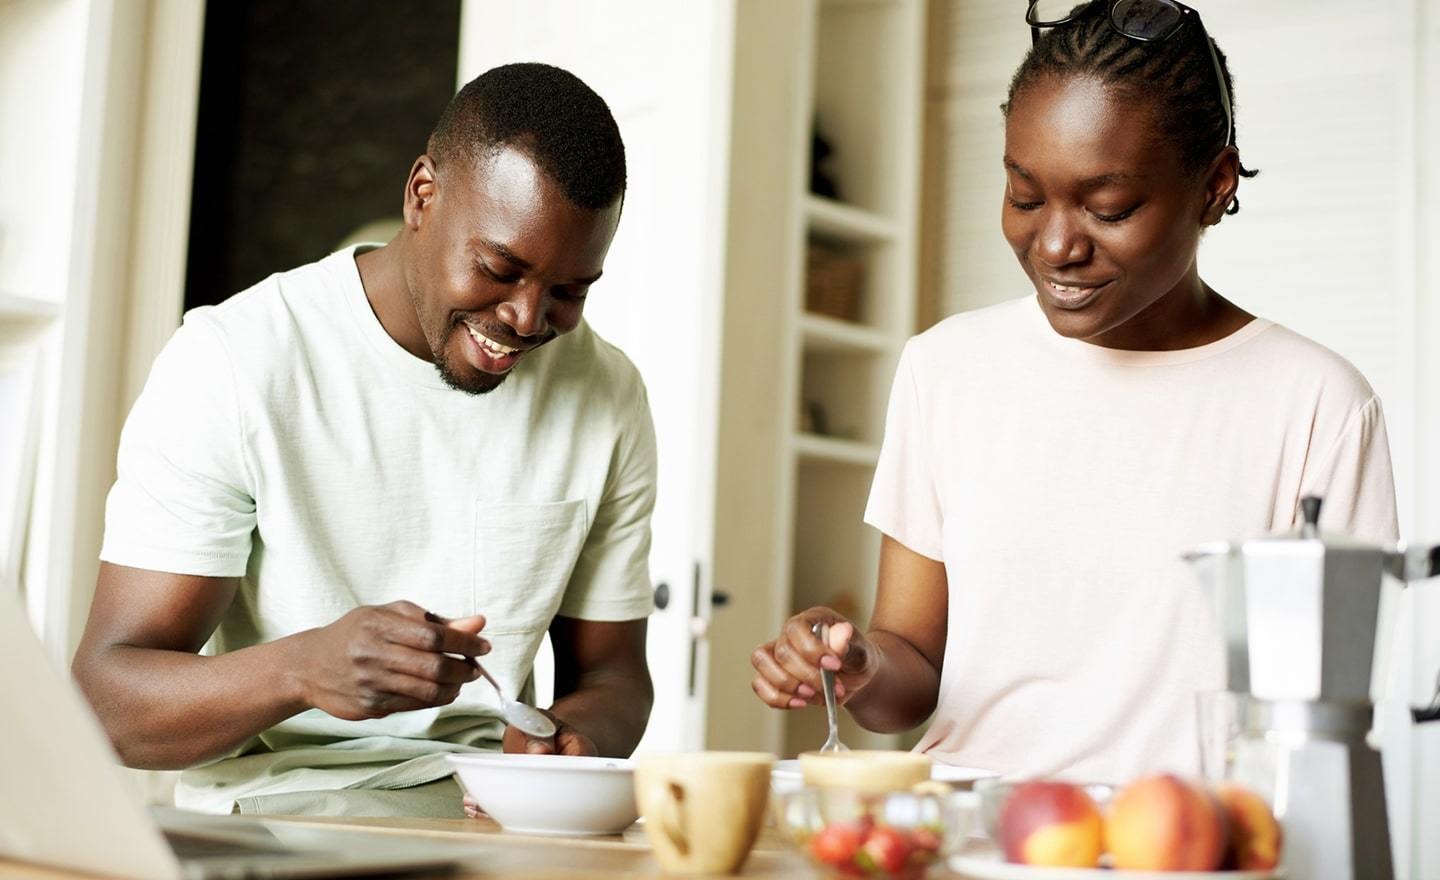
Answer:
[
  {"left": 821, "top": 666, "right": 840, "bottom": 735},
  {"left": 813, "top": 621, "right": 843, "bottom": 750},
  {"left": 474, "top": 661, "right": 503, "bottom": 696}
]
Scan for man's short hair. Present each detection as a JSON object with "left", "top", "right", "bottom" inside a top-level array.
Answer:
[{"left": 428, "top": 62, "right": 626, "bottom": 210}]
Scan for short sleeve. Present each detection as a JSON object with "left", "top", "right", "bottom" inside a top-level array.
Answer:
[
  {"left": 557, "top": 382, "right": 657, "bottom": 620},
  {"left": 100, "top": 314, "right": 257, "bottom": 576},
  {"left": 864, "top": 342, "right": 944, "bottom": 561},
  {"left": 1298, "top": 395, "right": 1399, "bottom": 542}
]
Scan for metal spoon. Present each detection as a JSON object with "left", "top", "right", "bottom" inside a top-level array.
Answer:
[
  {"left": 425, "top": 610, "right": 556, "bottom": 739},
  {"left": 474, "top": 662, "right": 556, "bottom": 739},
  {"left": 811, "top": 621, "right": 848, "bottom": 753}
]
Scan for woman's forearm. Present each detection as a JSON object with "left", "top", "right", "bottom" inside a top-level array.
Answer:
[{"left": 843, "top": 629, "right": 941, "bottom": 734}]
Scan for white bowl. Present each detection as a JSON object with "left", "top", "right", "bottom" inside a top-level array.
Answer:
[{"left": 446, "top": 753, "right": 638, "bottom": 835}]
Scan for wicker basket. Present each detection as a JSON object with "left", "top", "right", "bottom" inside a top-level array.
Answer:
[{"left": 805, "top": 244, "right": 866, "bottom": 323}]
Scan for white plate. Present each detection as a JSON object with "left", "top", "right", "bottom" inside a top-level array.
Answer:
[
  {"left": 949, "top": 850, "right": 1281, "bottom": 880},
  {"left": 932, "top": 763, "right": 999, "bottom": 784}
]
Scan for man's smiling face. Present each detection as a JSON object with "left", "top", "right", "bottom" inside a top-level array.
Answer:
[{"left": 402, "top": 143, "right": 621, "bottom": 394}]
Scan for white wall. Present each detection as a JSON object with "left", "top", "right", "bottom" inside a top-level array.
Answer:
[
  {"left": 925, "top": 1, "right": 1440, "bottom": 875},
  {"left": 1411, "top": 0, "right": 1440, "bottom": 869}
]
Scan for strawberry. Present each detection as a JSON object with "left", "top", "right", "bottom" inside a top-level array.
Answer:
[
  {"left": 909, "top": 826, "right": 942, "bottom": 853},
  {"left": 810, "top": 821, "right": 865, "bottom": 868},
  {"left": 860, "top": 825, "right": 913, "bottom": 876}
]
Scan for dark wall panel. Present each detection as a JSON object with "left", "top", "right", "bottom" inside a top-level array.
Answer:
[{"left": 185, "top": 0, "right": 461, "bottom": 310}]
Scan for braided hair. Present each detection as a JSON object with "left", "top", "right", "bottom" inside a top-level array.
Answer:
[{"left": 1004, "top": 1, "right": 1258, "bottom": 216}]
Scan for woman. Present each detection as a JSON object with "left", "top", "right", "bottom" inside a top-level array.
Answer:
[{"left": 749, "top": 0, "right": 1397, "bottom": 782}]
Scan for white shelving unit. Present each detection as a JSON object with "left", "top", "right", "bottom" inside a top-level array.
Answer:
[
  {"left": 799, "top": 313, "right": 892, "bottom": 354},
  {"left": 0, "top": 0, "right": 79, "bottom": 608},
  {"left": 453, "top": 0, "right": 926, "bottom": 756},
  {"left": 0, "top": 294, "right": 62, "bottom": 321},
  {"left": 685, "top": 0, "right": 928, "bottom": 757},
  {"left": 792, "top": 433, "right": 881, "bottom": 468},
  {"left": 773, "top": 0, "right": 926, "bottom": 757},
  {"left": 805, "top": 195, "right": 898, "bottom": 244},
  {"left": 0, "top": 294, "right": 62, "bottom": 347},
  {"left": 0, "top": 0, "right": 202, "bottom": 664}
]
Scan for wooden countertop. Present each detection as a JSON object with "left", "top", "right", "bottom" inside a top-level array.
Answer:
[{"left": 0, "top": 813, "right": 842, "bottom": 880}]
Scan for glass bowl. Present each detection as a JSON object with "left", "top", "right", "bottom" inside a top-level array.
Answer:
[
  {"left": 972, "top": 777, "right": 1116, "bottom": 842},
  {"left": 772, "top": 786, "right": 971, "bottom": 879}
]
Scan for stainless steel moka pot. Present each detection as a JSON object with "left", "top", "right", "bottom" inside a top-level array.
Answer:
[{"left": 1185, "top": 497, "right": 1440, "bottom": 880}]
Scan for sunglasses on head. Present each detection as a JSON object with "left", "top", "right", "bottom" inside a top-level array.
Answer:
[{"left": 1025, "top": 0, "right": 1233, "bottom": 148}]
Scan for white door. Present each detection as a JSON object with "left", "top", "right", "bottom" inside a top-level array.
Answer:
[{"left": 457, "top": 0, "right": 737, "bottom": 751}]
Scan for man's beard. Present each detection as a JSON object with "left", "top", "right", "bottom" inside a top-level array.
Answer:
[{"left": 432, "top": 327, "right": 509, "bottom": 395}]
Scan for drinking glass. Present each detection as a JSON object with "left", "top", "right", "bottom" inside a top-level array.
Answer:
[{"left": 1195, "top": 689, "right": 1242, "bottom": 782}]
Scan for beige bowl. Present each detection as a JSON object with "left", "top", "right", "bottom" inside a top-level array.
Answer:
[{"left": 798, "top": 750, "right": 932, "bottom": 793}]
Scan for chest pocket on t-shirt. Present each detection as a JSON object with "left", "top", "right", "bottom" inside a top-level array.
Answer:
[{"left": 473, "top": 499, "right": 588, "bottom": 634}]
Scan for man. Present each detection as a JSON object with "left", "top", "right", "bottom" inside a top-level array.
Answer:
[{"left": 71, "top": 63, "right": 655, "bottom": 818}]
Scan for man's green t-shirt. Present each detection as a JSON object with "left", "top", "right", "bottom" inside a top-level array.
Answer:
[{"left": 100, "top": 247, "right": 656, "bottom": 813}]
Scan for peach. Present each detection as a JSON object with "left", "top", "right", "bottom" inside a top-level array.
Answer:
[
  {"left": 1215, "top": 782, "right": 1283, "bottom": 870},
  {"left": 1104, "top": 774, "right": 1226, "bottom": 871},
  {"left": 998, "top": 781, "right": 1104, "bottom": 867}
]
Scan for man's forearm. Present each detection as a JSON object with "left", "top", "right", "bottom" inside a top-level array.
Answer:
[
  {"left": 550, "top": 672, "right": 653, "bottom": 757},
  {"left": 75, "top": 635, "right": 312, "bottom": 769},
  {"left": 843, "top": 630, "right": 941, "bottom": 734}
]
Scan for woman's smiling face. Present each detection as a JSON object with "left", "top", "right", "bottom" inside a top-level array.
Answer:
[{"left": 1002, "top": 74, "right": 1234, "bottom": 349}]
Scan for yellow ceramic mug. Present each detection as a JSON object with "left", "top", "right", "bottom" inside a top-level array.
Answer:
[{"left": 635, "top": 751, "right": 775, "bottom": 875}]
